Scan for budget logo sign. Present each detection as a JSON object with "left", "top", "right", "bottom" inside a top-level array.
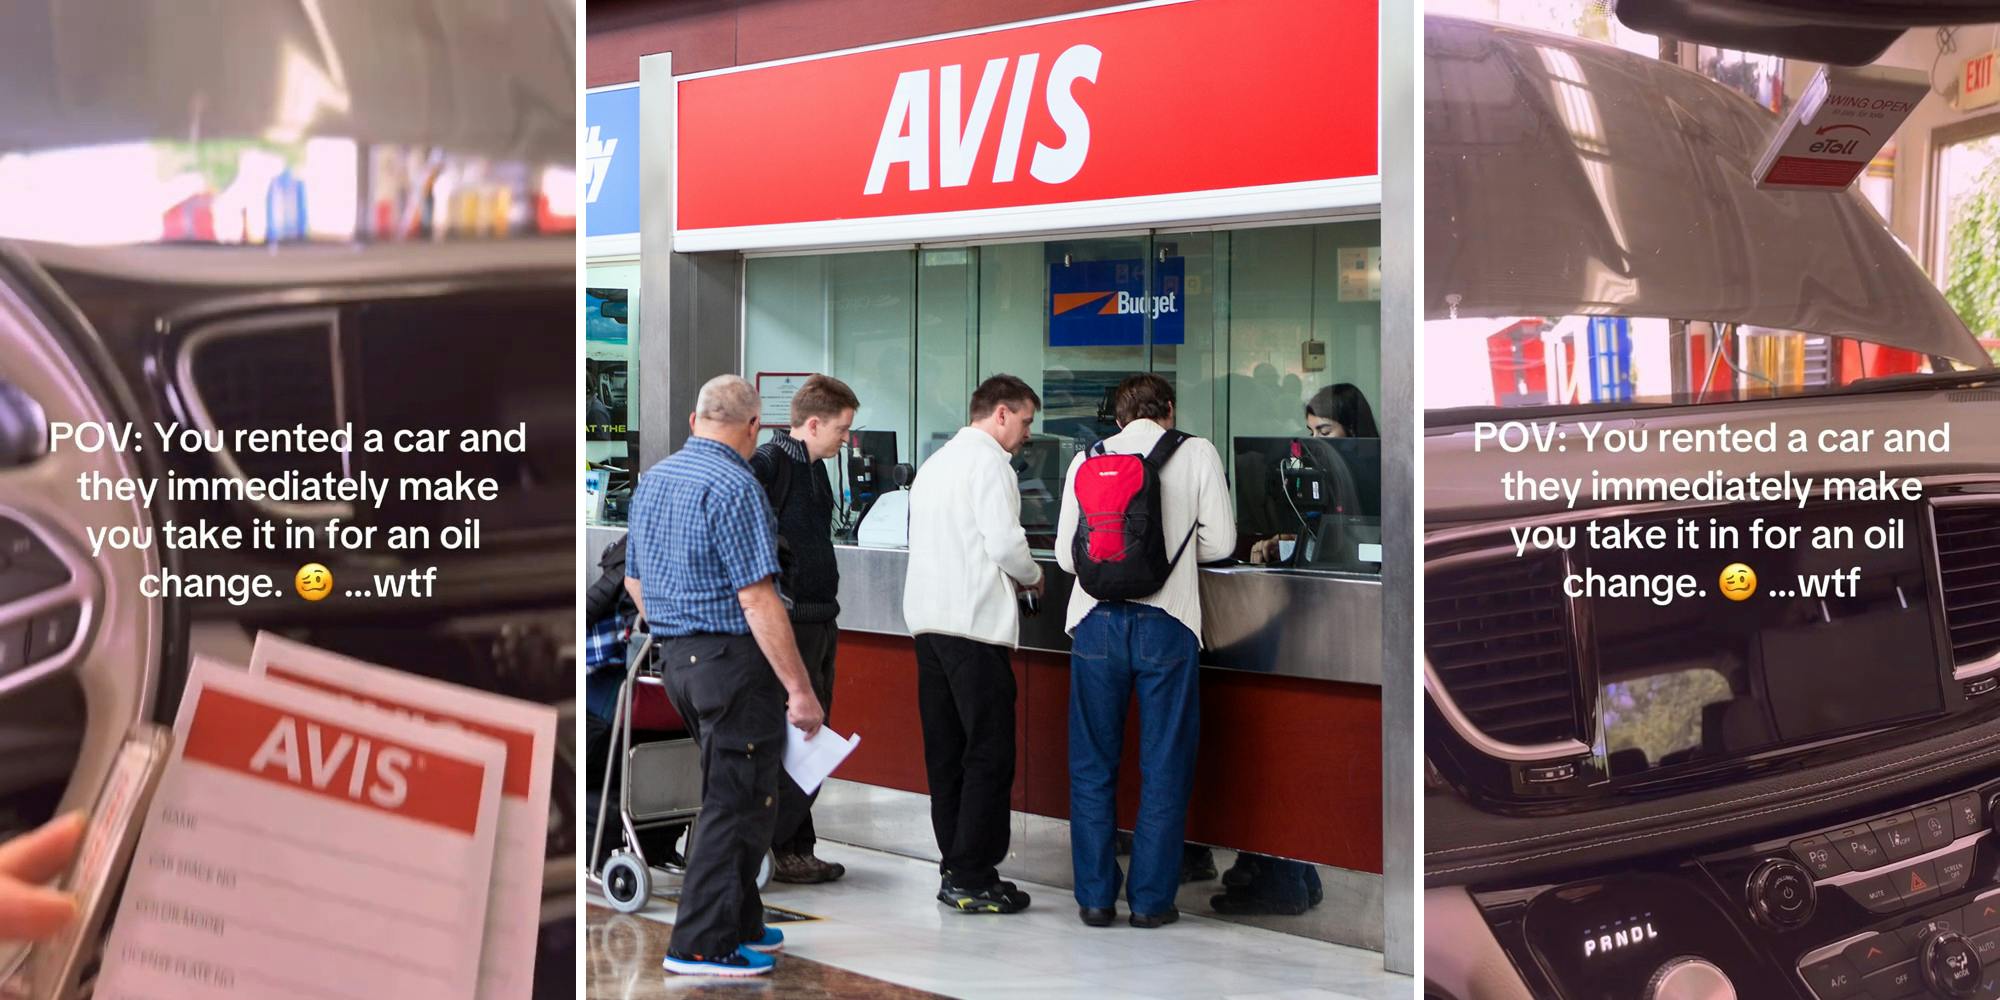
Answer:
[{"left": 1049, "top": 257, "right": 1183, "bottom": 347}]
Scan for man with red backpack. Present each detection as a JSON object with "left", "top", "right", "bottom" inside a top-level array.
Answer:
[{"left": 1054, "top": 373, "right": 1235, "bottom": 929}]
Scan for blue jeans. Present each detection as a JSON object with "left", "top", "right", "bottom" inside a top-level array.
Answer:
[{"left": 1069, "top": 602, "right": 1200, "bottom": 915}]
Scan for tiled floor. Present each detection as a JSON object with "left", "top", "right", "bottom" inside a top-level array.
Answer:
[
  {"left": 587, "top": 842, "right": 1411, "bottom": 1000},
  {"left": 588, "top": 906, "right": 947, "bottom": 999}
]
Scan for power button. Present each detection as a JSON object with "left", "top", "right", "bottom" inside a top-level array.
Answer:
[{"left": 1748, "top": 858, "right": 1817, "bottom": 932}]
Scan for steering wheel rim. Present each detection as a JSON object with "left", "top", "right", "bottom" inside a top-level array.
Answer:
[{"left": 0, "top": 243, "right": 168, "bottom": 836}]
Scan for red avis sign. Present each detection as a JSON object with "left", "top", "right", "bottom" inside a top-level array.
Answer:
[
  {"left": 183, "top": 687, "right": 486, "bottom": 835},
  {"left": 675, "top": 0, "right": 1377, "bottom": 241},
  {"left": 266, "top": 663, "right": 538, "bottom": 800}
]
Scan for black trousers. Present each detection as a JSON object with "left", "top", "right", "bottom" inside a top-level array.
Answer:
[
  {"left": 914, "top": 633, "right": 1016, "bottom": 890},
  {"left": 773, "top": 620, "right": 838, "bottom": 855},
  {"left": 659, "top": 633, "right": 784, "bottom": 958}
]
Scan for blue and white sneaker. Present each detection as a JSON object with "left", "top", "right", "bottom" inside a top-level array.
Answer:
[
  {"left": 661, "top": 946, "right": 775, "bottom": 977},
  {"left": 743, "top": 926, "right": 785, "bottom": 954}
]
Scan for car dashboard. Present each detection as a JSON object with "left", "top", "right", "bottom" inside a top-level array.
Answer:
[{"left": 1423, "top": 387, "right": 2000, "bottom": 999}]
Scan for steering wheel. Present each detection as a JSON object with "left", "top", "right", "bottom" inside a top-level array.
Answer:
[{"left": 0, "top": 246, "right": 169, "bottom": 968}]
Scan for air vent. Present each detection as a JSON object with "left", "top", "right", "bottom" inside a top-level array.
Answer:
[
  {"left": 1933, "top": 503, "right": 2000, "bottom": 670},
  {"left": 183, "top": 315, "right": 342, "bottom": 481},
  {"left": 1427, "top": 550, "right": 1581, "bottom": 747}
]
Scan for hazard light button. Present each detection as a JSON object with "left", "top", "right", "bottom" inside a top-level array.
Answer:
[{"left": 1895, "top": 860, "right": 1943, "bottom": 907}]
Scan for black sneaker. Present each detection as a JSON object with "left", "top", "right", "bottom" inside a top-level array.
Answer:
[
  {"left": 1129, "top": 906, "right": 1180, "bottom": 929},
  {"left": 937, "top": 879, "right": 1031, "bottom": 913}
]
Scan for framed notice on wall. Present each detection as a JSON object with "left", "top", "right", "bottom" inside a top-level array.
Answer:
[
  {"left": 1337, "top": 247, "right": 1382, "bottom": 302},
  {"left": 757, "top": 372, "right": 814, "bottom": 428}
]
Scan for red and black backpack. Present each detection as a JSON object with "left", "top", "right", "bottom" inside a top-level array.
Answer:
[{"left": 1071, "top": 429, "right": 1196, "bottom": 601}]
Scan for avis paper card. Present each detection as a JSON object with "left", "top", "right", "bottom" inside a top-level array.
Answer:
[
  {"left": 249, "top": 632, "right": 559, "bottom": 1000},
  {"left": 94, "top": 658, "right": 505, "bottom": 1000}
]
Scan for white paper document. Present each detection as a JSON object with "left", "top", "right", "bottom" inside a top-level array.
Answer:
[
  {"left": 249, "top": 632, "right": 559, "bottom": 1000},
  {"left": 784, "top": 725, "right": 860, "bottom": 795},
  {"left": 95, "top": 658, "right": 505, "bottom": 1000}
]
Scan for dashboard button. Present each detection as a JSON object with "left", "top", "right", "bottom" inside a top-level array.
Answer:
[
  {"left": 1922, "top": 931, "right": 1983, "bottom": 998},
  {"left": 1749, "top": 859, "right": 1818, "bottom": 930},
  {"left": 1918, "top": 804, "right": 1958, "bottom": 850},
  {"left": 1896, "top": 861, "right": 1943, "bottom": 907},
  {"left": 1848, "top": 932, "right": 1914, "bottom": 976},
  {"left": 1797, "top": 835, "right": 1852, "bottom": 878},
  {"left": 1836, "top": 826, "right": 1892, "bottom": 870},
  {"left": 0, "top": 530, "right": 65, "bottom": 604},
  {"left": 1954, "top": 794, "right": 1985, "bottom": 840},
  {"left": 1862, "top": 959, "right": 1923, "bottom": 998},
  {"left": 1802, "top": 955, "right": 1868, "bottom": 998},
  {"left": 1872, "top": 814, "right": 1925, "bottom": 862},
  {"left": 1974, "top": 930, "right": 2000, "bottom": 965},
  {"left": 1939, "top": 849, "right": 1980, "bottom": 897},
  {"left": 1850, "top": 875, "right": 1905, "bottom": 914},
  {"left": 0, "top": 622, "right": 24, "bottom": 678},
  {"left": 24, "top": 605, "right": 78, "bottom": 661},
  {"left": 1904, "top": 915, "right": 1965, "bottom": 948},
  {"left": 1968, "top": 895, "right": 2000, "bottom": 937}
]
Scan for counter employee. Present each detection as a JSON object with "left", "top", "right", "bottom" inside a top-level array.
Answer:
[
  {"left": 626, "top": 374, "right": 824, "bottom": 978},
  {"left": 903, "top": 374, "right": 1044, "bottom": 915}
]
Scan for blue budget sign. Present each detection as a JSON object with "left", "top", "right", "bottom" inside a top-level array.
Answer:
[
  {"left": 584, "top": 85, "right": 640, "bottom": 238},
  {"left": 1047, "top": 258, "right": 1185, "bottom": 347}
]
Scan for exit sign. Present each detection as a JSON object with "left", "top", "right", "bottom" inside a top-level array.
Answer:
[{"left": 1965, "top": 51, "right": 2000, "bottom": 110}]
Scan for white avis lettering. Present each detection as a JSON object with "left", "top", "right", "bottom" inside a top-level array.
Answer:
[
  {"left": 247, "top": 715, "right": 414, "bottom": 808},
  {"left": 864, "top": 44, "right": 1101, "bottom": 195}
]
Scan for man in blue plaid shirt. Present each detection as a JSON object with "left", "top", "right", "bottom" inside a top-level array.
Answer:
[{"left": 625, "top": 374, "right": 824, "bottom": 978}]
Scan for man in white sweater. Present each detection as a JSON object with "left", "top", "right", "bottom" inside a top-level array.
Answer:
[
  {"left": 902, "top": 374, "right": 1045, "bottom": 914},
  {"left": 1054, "top": 373, "right": 1235, "bottom": 929}
]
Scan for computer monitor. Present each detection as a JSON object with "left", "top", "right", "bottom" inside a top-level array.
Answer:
[
  {"left": 1011, "top": 433, "right": 1065, "bottom": 544},
  {"left": 1231, "top": 435, "right": 1382, "bottom": 570},
  {"left": 844, "top": 430, "right": 898, "bottom": 525}
]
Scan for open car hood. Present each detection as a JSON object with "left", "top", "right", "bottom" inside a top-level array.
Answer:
[
  {"left": 0, "top": 0, "right": 573, "bottom": 163},
  {"left": 1426, "top": 16, "right": 1990, "bottom": 366}
]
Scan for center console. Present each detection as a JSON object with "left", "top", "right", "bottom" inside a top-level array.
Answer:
[{"left": 1477, "top": 779, "right": 2000, "bottom": 999}]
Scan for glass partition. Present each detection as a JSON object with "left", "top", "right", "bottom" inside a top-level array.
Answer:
[{"left": 739, "top": 220, "right": 1384, "bottom": 575}]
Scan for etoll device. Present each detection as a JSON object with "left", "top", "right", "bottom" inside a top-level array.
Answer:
[
  {"left": 22, "top": 726, "right": 171, "bottom": 1000},
  {"left": 1753, "top": 64, "right": 1928, "bottom": 191}
]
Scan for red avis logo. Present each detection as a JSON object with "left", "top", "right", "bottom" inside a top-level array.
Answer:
[
  {"left": 247, "top": 715, "right": 414, "bottom": 809},
  {"left": 864, "top": 44, "right": 1102, "bottom": 195}
]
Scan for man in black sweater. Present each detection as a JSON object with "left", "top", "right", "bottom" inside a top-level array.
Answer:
[{"left": 749, "top": 374, "right": 859, "bottom": 884}]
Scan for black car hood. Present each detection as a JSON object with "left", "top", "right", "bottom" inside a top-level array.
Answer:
[{"left": 0, "top": 0, "right": 573, "bottom": 164}]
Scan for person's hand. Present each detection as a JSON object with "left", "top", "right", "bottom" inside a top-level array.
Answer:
[
  {"left": 1250, "top": 534, "right": 1299, "bottom": 566},
  {"left": 788, "top": 690, "right": 825, "bottom": 738},
  {"left": 0, "top": 812, "right": 85, "bottom": 943},
  {"left": 1019, "top": 575, "right": 1047, "bottom": 598}
]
